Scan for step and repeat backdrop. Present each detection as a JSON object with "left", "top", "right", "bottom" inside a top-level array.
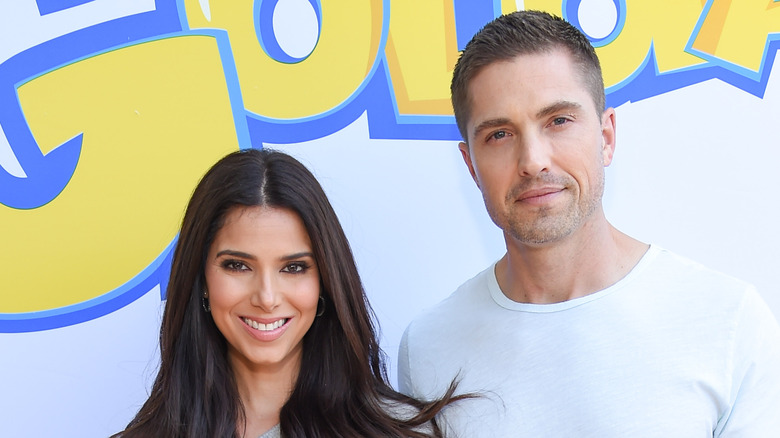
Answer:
[{"left": 1, "top": 1, "right": 779, "bottom": 436}]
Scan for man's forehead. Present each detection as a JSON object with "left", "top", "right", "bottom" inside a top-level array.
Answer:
[{"left": 464, "top": 51, "right": 598, "bottom": 118}]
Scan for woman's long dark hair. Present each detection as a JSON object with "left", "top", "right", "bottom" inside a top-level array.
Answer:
[{"left": 113, "top": 148, "right": 462, "bottom": 437}]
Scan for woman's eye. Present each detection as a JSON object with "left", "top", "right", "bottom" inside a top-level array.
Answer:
[
  {"left": 222, "top": 260, "right": 248, "bottom": 272},
  {"left": 282, "top": 262, "right": 309, "bottom": 274}
]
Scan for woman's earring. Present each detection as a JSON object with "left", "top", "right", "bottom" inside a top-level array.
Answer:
[
  {"left": 316, "top": 295, "right": 325, "bottom": 317},
  {"left": 201, "top": 290, "right": 211, "bottom": 313}
]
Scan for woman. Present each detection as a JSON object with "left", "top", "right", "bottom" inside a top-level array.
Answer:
[{"left": 113, "top": 148, "right": 461, "bottom": 437}]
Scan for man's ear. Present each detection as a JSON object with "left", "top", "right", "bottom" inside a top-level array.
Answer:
[
  {"left": 600, "top": 108, "right": 616, "bottom": 166},
  {"left": 459, "top": 141, "right": 480, "bottom": 188}
]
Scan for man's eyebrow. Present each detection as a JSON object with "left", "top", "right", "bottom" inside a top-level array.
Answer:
[
  {"left": 471, "top": 101, "right": 583, "bottom": 137},
  {"left": 472, "top": 117, "right": 511, "bottom": 136},
  {"left": 536, "top": 100, "right": 582, "bottom": 119}
]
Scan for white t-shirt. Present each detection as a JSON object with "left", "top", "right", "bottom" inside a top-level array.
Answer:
[{"left": 399, "top": 246, "right": 780, "bottom": 437}]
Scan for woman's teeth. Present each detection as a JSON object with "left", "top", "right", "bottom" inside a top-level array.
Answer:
[{"left": 242, "top": 317, "right": 287, "bottom": 331}]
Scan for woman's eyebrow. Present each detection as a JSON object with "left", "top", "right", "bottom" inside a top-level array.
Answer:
[
  {"left": 280, "top": 251, "right": 315, "bottom": 261},
  {"left": 215, "top": 249, "right": 256, "bottom": 260}
]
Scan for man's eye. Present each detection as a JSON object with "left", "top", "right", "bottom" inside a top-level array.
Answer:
[
  {"left": 552, "top": 117, "right": 568, "bottom": 126},
  {"left": 490, "top": 130, "right": 508, "bottom": 141}
]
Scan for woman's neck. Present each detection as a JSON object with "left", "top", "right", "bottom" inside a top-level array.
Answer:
[{"left": 229, "top": 349, "right": 301, "bottom": 438}]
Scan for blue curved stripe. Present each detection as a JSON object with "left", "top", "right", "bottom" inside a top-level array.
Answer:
[{"left": 0, "top": 238, "right": 176, "bottom": 333}]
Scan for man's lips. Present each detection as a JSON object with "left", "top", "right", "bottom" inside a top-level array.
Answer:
[{"left": 516, "top": 187, "right": 564, "bottom": 202}]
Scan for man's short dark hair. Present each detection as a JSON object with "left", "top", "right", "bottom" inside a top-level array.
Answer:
[{"left": 451, "top": 10, "right": 605, "bottom": 141}]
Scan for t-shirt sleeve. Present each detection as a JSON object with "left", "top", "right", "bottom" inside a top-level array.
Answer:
[
  {"left": 397, "top": 323, "right": 415, "bottom": 397},
  {"left": 715, "top": 287, "right": 780, "bottom": 436}
]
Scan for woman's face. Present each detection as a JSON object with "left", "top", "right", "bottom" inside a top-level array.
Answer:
[{"left": 204, "top": 206, "right": 320, "bottom": 375}]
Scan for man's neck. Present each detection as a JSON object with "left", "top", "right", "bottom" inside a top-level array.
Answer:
[{"left": 496, "top": 218, "right": 648, "bottom": 304}]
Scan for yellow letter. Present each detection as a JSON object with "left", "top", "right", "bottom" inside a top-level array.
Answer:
[
  {"left": 385, "top": 0, "right": 461, "bottom": 116},
  {"left": 526, "top": 0, "right": 706, "bottom": 89},
  {"left": 2, "top": 34, "right": 240, "bottom": 313},
  {"left": 691, "top": 0, "right": 780, "bottom": 75},
  {"left": 182, "top": 0, "right": 384, "bottom": 119}
]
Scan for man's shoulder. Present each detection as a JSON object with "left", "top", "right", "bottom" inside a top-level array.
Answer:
[
  {"left": 416, "top": 264, "right": 494, "bottom": 314},
  {"left": 404, "top": 264, "right": 495, "bottom": 337},
  {"left": 647, "top": 246, "right": 753, "bottom": 294},
  {"left": 634, "top": 246, "right": 761, "bottom": 322},
  {"left": 398, "top": 263, "right": 499, "bottom": 397}
]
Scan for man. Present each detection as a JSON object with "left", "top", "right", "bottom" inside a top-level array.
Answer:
[{"left": 398, "top": 10, "right": 780, "bottom": 437}]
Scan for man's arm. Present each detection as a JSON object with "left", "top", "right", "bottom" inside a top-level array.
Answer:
[
  {"left": 397, "top": 325, "right": 416, "bottom": 396},
  {"left": 715, "top": 288, "right": 780, "bottom": 436}
]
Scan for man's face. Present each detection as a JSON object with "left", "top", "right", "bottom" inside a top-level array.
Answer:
[{"left": 459, "top": 49, "right": 616, "bottom": 246}]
